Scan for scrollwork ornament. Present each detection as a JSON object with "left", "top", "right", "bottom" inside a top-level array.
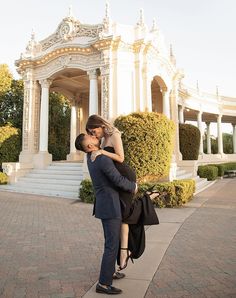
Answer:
[{"left": 101, "top": 72, "right": 109, "bottom": 119}]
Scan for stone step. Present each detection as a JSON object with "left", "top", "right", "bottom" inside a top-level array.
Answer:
[
  {"left": 32, "top": 169, "right": 82, "bottom": 175},
  {"left": 176, "top": 169, "right": 186, "bottom": 176},
  {"left": 26, "top": 173, "right": 83, "bottom": 180},
  {"left": 18, "top": 177, "right": 81, "bottom": 185},
  {"left": 0, "top": 160, "right": 84, "bottom": 199},
  {"left": 175, "top": 167, "right": 215, "bottom": 194},
  {"left": 52, "top": 162, "right": 83, "bottom": 167},
  {"left": 13, "top": 181, "right": 80, "bottom": 192},
  {"left": 175, "top": 172, "right": 193, "bottom": 179},
  {"left": 48, "top": 166, "right": 83, "bottom": 171},
  {"left": 0, "top": 185, "right": 79, "bottom": 199}
]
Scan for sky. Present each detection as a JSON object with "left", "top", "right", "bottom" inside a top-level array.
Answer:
[{"left": 0, "top": 0, "right": 235, "bottom": 134}]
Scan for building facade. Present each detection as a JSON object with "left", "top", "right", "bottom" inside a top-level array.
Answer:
[{"left": 4, "top": 5, "right": 236, "bottom": 181}]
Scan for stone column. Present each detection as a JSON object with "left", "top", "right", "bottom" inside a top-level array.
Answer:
[
  {"left": 19, "top": 70, "right": 40, "bottom": 165},
  {"left": 197, "top": 111, "right": 204, "bottom": 155},
  {"left": 67, "top": 100, "right": 80, "bottom": 161},
  {"left": 206, "top": 122, "right": 211, "bottom": 154},
  {"left": 232, "top": 123, "right": 236, "bottom": 154},
  {"left": 217, "top": 114, "right": 223, "bottom": 154},
  {"left": 145, "top": 72, "right": 153, "bottom": 112},
  {"left": 178, "top": 105, "right": 184, "bottom": 123},
  {"left": 33, "top": 79, "right": 52, "bottom": 168},
  {"left": 134, "top": 50, "right": 144, "bottom": 112},
  {"left": 88, "top": 69, "right": 98, "bottom": 116},
  {"left": 162, "top": 89, "right": 170, "bottom": 118}
]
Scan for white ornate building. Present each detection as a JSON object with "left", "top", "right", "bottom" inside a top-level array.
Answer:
[{"left": 3, "top": 4, "right": 236, "bottom": 188}]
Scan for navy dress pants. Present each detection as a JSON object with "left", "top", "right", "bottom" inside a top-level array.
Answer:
[{"left": 99, "top": 218, "right": 121, "bottom": 286}]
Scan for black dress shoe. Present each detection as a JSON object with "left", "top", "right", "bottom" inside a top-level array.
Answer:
[
  {"left": 113, "top": 272, "right": 126, "bottom": 279},
  {"left": 96, "top": 283, "right": 122, "bottom": 294}
]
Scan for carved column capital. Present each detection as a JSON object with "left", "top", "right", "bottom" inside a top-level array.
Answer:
[
  {"left": 87, "top": 69, "right": 98, "bottom": 80},
  {"left": 39, "top": 79, "right": 52, "bottom": 88}
]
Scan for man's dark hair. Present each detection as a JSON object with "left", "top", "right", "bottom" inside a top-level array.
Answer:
[{"left": 75, "top": 133, "right": 86, "bottom": 152}]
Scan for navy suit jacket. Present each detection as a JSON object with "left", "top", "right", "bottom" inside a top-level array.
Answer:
[{"left": 87, "top": 154, "right": 136, "bottom": 219}]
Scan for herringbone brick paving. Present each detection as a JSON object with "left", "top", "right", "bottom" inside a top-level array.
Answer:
[
  {"left": 145, "top": 179, "right": 236, "bottom": 298},
  {"left": 0, "top": 192, "right": 103, "bottom": 298},
  {"left": 1, "top": 179, "right": 236, "bottom": 298}
]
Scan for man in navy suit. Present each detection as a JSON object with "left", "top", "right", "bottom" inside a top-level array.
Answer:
[{"left": 75, "top": 133, "right": 137, "bottom": 295}]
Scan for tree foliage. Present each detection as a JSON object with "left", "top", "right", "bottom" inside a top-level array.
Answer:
[
  {"left": 48, "top": 92, "right": 71, "bottom": 160},
  {"left": 0, "top": 79, "right": 24, "bottom": 129},
  {"left": 0, "top": 125, "right": 21, "bottom": 164},
  {"left": 0, "top": 64, "right": 13, "bottom": 95}
]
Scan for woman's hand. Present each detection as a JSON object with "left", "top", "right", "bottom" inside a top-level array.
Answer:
[{"left": 91, "top": 149, "right": 103, "bottom": 162}]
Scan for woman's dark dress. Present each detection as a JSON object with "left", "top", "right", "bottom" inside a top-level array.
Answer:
[
  {"left": 103, "top": 146, "right": 136, "bottom": 222},
  {"left": 103, "top": 147, "right": 159, "bottom": 260}
]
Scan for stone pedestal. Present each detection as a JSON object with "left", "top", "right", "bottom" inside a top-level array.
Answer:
[
  {"left": 33, "top": 152, "right": 52, "bottom": 169},
  {"left": 67, "top": 152, "right": 84, "bottom": 161}
]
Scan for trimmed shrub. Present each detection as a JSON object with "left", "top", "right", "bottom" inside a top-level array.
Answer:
[
  {"left": 198, "top": 165, "right": 218, "bottom": 180},
  {"left": 138, "top": 181, "right": 176, "bottom": 208},
  {"left": 0, "top": 125, "right": 21, "bottom": 165},
  {"left": 179, "top": 123, "right": 200, "bottom": 160},
  {"left": 114, "top": 112, "right": 175, "bottom": 181},
  {"left": 78, "top": 178, "right": 195, "bottom": 208},
  {"left": 173, "top": 179, "right": 195, "bottom": 204},
  {"left": 79, "top": 179, "right": 95, "bottom": 203},
  {"left": 0, "top": 172, "right": 8, "bottom": 184},
  {"left": 210, "top": 162, "right": 236, "bottom": 177}
]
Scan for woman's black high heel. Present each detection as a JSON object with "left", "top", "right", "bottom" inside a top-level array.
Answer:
[
  {"left": 118, "top": 248, "right": 134, "bottom": 271},
  {"left": 145, "top": 186, "right": 160, "bottom": 199}
]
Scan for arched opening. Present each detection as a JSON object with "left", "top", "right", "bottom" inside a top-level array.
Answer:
[
  {"left": 151, "top": 76, "right": 167, "bottom": 113},
  {"left": 50, "top": 68, "right": 101, "bottom": 131},
  {"left": 47, "top": 67, "right": 101, "bottom": 160}
]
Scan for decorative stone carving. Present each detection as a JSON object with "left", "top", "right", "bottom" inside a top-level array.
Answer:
[
  {"left": 34, "top": 82, "right": 41, "bottom": 152},
  {"left": 55, "top": 55, "right": 72, "bottom": 68},
  {"left": 34, "top": 52, "right": 102, "bottom": 80},
  {"left": 101, "top": 65, "right": 110, "bottom": 119},
  {"left": 40, "top": 19, "right": 104, "bottom": 51},
  {"left": 23, "top": 32, "right": 42, "bottom": 58},
  {"left": 59, "top": 21, "right": 74, "bottom": 40}
]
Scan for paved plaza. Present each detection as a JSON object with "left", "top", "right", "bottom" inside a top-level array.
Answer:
[{"left": 0, "top": 179, "right": 235, "bottom": 298}]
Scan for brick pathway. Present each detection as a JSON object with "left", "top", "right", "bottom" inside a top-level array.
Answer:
[
  {"left": 0, "top": 191, "right": 104, "bottom": 298},
  {"left": 1, "top": 179, "right": 236, "bottom": 298},
  {"left": 145, "top": 179, "right": 236, "bottom": 298}
]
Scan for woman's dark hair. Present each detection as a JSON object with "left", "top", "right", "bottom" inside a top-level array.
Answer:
[{"left": 86, "top": 114, "right": 115, "bottom": 135}]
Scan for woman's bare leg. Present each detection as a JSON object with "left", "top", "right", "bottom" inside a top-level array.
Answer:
[{"left": 120, "top": 223, "right": 129, "bottom": 268}]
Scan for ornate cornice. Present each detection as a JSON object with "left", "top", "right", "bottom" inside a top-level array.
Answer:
[{"left": 40, "top": 18, "right": 104, "bottom": 51}]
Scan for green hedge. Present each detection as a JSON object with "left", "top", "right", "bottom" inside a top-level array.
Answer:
[
  {"left": 138, "top": 179, "right": 195, "bottom": 207},
  {"left": 213, "top": 162, "right": 236, "bottom": 177},
  {"left": 0, "top": 172, "right": 8, "bottom": 184},
  {"left": 179, "top": 123, "right": 200, "bottom": 160},
  {"left": 79, "top": 179, "right": 95, "bottom": 203},
  {"left": 79, "top": 179, "right": 195, "bottom": 208},
  {"left": 0, "top": 125, "right": 21, "bottom": 165},
  {"left": 114, "top": 112, "right": 175, "bottom": 181},
  {"left": 197, "top": 165, "right": 218, "bottom": 181}
]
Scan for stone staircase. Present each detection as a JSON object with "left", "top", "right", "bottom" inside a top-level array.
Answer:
[
  {"left": 0, "top": 163, "right": 215, "bottom": 200},
  {"left": 0, "top": 162, "right": 83, "bottom": 199},
  {"left": 175, "top": 167, "right": 215, "bottom": 194}
]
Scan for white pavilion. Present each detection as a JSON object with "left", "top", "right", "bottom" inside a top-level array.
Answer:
[{"left": 2, "top": 4, "right": 236, "bottom": 198}]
